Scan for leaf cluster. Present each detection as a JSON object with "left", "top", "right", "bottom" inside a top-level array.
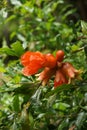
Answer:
[{"left": 0, "top": 0, "right": 87, "bottom": 130}]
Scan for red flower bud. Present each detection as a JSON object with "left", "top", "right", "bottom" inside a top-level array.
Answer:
[{"left": 56, "top": 50, "right": 65, "bottom": 62}]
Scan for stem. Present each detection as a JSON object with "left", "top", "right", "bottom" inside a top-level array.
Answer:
[{"left": 71, "top": 45, "right": 87, "bottom": 53}]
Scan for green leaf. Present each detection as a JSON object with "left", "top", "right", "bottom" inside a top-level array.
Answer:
[
  {"left": 10, "top": 0, "right": 22, "bottom": 6},
  {"left": 36, "top": 113, "right": 45, "bottom": 119},
  {"left": 62, "top": 9, "right": 76, "bottom": 21},
  {"left": 0, "top": 82, "right": 40, "bottom": 95},
  {"left": 46, "top": 84, "right": 72, "bottom": 97},
  {"left": 11, "top": 121, "right": 18, "bottom": 130},
  {"left": 31, "top": 86, "right": 42, "bottom": 103},
  {"left": 81, "top": 20, "right": 87, "bottom": 35},
  {"left": 13, "top": 95, "right": 20, "bottom": 112},
  {"left": 47, "top": 94, "right": 57, "bottom": 108},
  {"left": 29, "top": 112, "right": 34, "bottom": 125},
  {"left": 71, "top": 45, "right": 79, "bottom": 52},
  {"left": 20, "top": 105, "right": 30, "bottom": 130},
  {"left": 80, "top": 84, "right": 87, "bottom": 91},
  {"left": 14, "top": 75, "right": 21, "bottom": 83},
  {"left": 0, "top": 47, "right": 16, "bottom": 56},
  {"left": 53, "top": 102, "right": 70, "bottom": 111},
  {"left": 13, "top": 82, "right": 40, "bottom": 96},
  {"left": 0, "top": 67, "right": 6, "bottom": 72},
  {"left": 84, "top": 93, "right": 87, "bottom": 102},
  {"left": 75, "top": 112, "right": 87, "bottom": 129},
  {"left": 58, "top": 118, "right": 69, "bottom": 130},
  {"left": 11, "top": 41, "right": 24, "bottom": 57},
  {"left": 5, "top": 15, "right": 16, "bottom": 23}
]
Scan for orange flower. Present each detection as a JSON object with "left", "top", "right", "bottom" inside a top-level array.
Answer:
[
  {"left": 21, "top": 51, "right": 57, "bottom": 76},
  {"left": 21, "top": 51, "right": 45, "bottom": 66},
  {"left": 22, "top": 64, "right": 41, "bottom": 76},
  {"left": 20, "top": 50, "right": 80, "bottom": 88},
  {"left": 21, "top": 51, "right": 32, "bottom": 66},
  {"left": 21, "top": 51, "right": 45, "bottom": 75},
  {"left": 54, "top": 62, "right": 79, "bottom": 87},
  {"left": 54, "top": 69, "right": 68, "bottom": 88}
]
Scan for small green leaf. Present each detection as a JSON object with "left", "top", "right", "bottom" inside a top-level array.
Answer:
[
  {"left": 11, "top": 41, "right": 24, "bottom": 57},
  {"left": 14, "top": 75, "right": 21, "bottom": 83},
  {"left": 5, "top": 15, "right": 16, "bottom": 23},
  {"left": 13, "top": 95, "right": 20, "bottom": 112},
  {"left": 47, "top": 94, "right": 57, "bottom": 108},
  {"left": 11, "top": 121, "right": 18, "bottom": 130},
  {"left": 0, "top": 67, "right": 6, "bottom": 72},
  {"left": 80, "top": 84, "right": 87, "bottom": 91},
  {"left": 29, "top": 112, "right": 34, "bottom": 125},
  {"left": 75, "top": 112, "right": 86, "bottom": 129},
  {"left": 81, "top": 20, "right": 87, "bottom": 35},
  {"left": 10, "top": 0, "right": 22, "bottom": 6},
  {"left": 20, "top": 106, "right": 30, "bottom": 130},
  {"left": 58, "top": 118, "right": 69, "bottom": 130},
  {"left": 37, "top": 113, "right": 45, "bottom": 119},
  {"left": 0, "top": 47, "right": 16, "bottom": 56},
  {"left": 71, "top": 45, "right": 79, "bottom": 52},
  {"left": 53, "top": 102, "right": 70, "bottom": 111},
  {"left": 46, "top": 84, "right": 72, "bottom": 97}
]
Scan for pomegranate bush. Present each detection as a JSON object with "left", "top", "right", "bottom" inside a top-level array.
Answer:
[{"left": 0, "top": 1, "right": 87, "bottom": 130}]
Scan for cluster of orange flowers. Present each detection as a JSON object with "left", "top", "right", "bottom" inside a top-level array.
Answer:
[{"left": 20, "top": 50, "right": 80, "bottom": 88}]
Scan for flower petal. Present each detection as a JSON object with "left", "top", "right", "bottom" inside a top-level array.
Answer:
[
  {"left": 22, "top": 63, "right": 42, "bottom": 76},
  {"left": 21, "top": 51, "right": 45, "bottom": 67},
  {"left": 61, "top": 62, "right": 79, "bottom": 78},
  {"left": 43, "top": 53, "right": 56, "bottom": 68},
  {"left": 54, "top": 69, "right": 68, "bottom": 87},
  {"left": 21, "top": 51, "right": 33, "bottom": 66},
  {"left": 37, "top": 67, "right": 56, "bottom": 85}
]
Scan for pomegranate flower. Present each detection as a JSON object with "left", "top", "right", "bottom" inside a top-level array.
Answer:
[
  {"left": 21, "top": 51, "right": 57, "bottom": 76},
  {"left": 37, "top": 67, "right": 56, "bottom": 86},
  {"left": 20, "top": 50, "right": 80, "bottom": 88},
  {"left": 54, "top": 69, "right": 68, "bottom": 88},
  {"left": 21, "top": 51, "right": 45, "bottom": 67},
  {"left": 21, "top": 51, "right": 45, "bottom": 75},
  {"left": 54, "top": 62, "right": 80, "bottom": 87}
]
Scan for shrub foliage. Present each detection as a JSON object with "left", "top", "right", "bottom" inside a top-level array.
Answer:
[{"left": 0, "top": 0, "right": 87, "bottom": 130}]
